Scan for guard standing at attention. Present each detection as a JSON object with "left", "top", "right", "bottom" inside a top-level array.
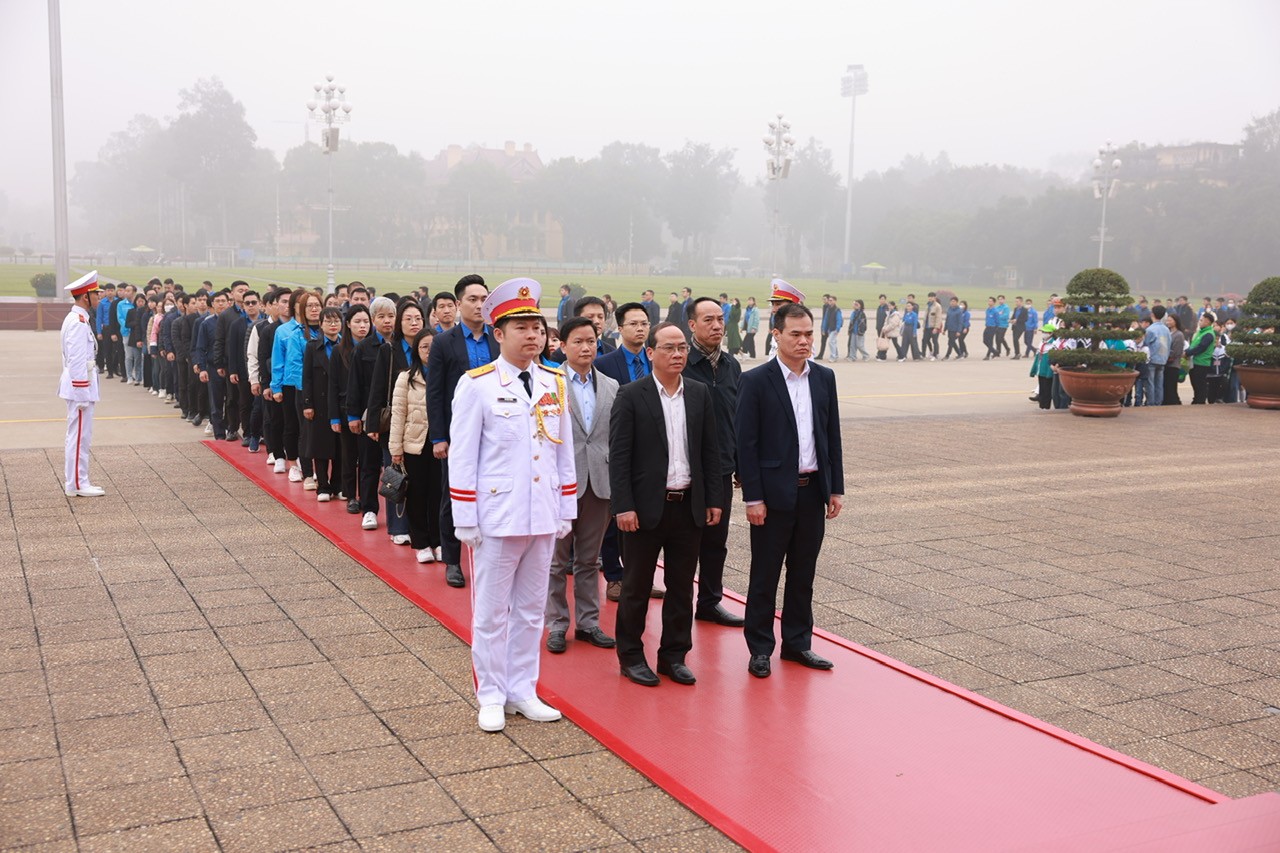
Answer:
[
  {"left": 60, "top": 271, "right": 105, "bottom": 497},
  {"left": 449, "top": 277, "right": 578, "bottom": 733}
]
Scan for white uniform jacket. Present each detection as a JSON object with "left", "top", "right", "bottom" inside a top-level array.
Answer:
[
  {"left": 59, "top": 306, "right": 99, "bottom": 403},
  {"left": 449, "top": 358, "right": 577, "bottom": 536}
]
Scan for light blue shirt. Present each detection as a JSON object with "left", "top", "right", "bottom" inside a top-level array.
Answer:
[{"left": 569, "top": 368, "right": 596, "bottom": 433}]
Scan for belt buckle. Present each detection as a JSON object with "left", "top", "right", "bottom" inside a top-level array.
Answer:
[
  {"left": 797, "top": 476, "right": 810, "bottom": 487},
  {"left": 666, "top": 490, "right": 685, "bottom": 502}
]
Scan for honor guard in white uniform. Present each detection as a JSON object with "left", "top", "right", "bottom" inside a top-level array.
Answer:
[
  {"left": 449, "top": 277, "right": 578, "bottom": 732},
  {"left": 60, "top": 271, "right": 105, "bottom": 497}
]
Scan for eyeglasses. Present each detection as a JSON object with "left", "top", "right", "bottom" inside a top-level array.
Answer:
[
  {"left": 654, "top": 344, "right": 690, "bottom": 354},
  {"left": 243, "top": 300, "right": 259, "bottom": 306}
]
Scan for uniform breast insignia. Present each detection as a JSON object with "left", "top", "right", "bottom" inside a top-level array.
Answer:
[
  {"left": 467, "top": 363, "right": 498, "bottom": 379},
  {"left": 77, "top": 314, "right": 87, "bottom": 324},
  {"left": 533, "top": 375, "right": 567, "bottom": 444}
]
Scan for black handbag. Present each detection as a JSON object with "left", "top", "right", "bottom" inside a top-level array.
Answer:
[{"left": 378, "top": 463, "right": 408, "bottom": 504}]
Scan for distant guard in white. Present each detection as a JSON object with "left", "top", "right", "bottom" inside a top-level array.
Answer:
[{"left": 59, "top": 271, "right": 105, "bottom": 497}]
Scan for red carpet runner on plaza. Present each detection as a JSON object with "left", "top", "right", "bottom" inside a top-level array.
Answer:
[{"left": 208, "top": 441, "right": 1280, "bottom": 851}]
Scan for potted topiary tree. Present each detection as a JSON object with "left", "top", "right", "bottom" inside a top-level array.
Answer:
[
  {"left": 30, "top": 272, "right": 58, "bottom": 298},
  {"left": 1227, "top": 276, "right": 1280, "bottom": 409},
  {"left": 1045, "top": 267, "right": 1145, "bottom": 417}
]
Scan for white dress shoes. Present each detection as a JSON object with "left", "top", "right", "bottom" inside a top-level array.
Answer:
[
  {"left": 65, "top": 484, "right": 106, "bottom": 497},
  {"left": 478, "top": 704, "right": 506, "bottom": 732},
  {"left": 504, "top": 697, "right": 562, "bottom": 723}
]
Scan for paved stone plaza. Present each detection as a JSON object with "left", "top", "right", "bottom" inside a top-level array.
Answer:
[{"left": 1, "top": 329, "right": 1277, "bottom": 850}]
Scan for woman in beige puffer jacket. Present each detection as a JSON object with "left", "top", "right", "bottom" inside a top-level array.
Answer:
[{"left": 389, "top": 329, "right": 442, "bottom": 563}]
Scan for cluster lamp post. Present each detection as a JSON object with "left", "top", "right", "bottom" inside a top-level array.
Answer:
[
  {"left": 1092, "top": 140, "right": 1122, "bottom": 267},
  {"left": 763, "top": 113, "right": 795, "bottom": 274},
  {"left": 306, "top": 75, "right": 353, "bottom": 292}
]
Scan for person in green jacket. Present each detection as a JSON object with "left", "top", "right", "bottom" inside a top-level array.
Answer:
[{"left": 1185, "top": 311, "right": 1216, "bottom": 404}]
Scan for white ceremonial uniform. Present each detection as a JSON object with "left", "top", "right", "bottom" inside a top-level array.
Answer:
[
  {"left": 59, "top": 305, "right": 100, "bottom": 492},
  {"left": 449, "top": 357, "right": 577, "bottom": 707}
]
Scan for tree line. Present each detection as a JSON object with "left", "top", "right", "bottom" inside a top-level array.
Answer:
[{"left": 70, "top": 78, "right": 1279, "bottom": 290}]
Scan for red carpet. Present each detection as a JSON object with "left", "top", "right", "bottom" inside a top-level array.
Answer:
[{"left": 207, "top": 441, "right": 1280, "bottom": 852}]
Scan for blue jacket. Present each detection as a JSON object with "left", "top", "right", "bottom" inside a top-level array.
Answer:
[
  {"left": 944, "top": 305, "right": 965, "bottom": 332},
  {"left": 985, "top": 305, "right": 998, "bottom": 328},
  {"left": 117, "top": 299, "right": 134, "bottom": 342},
  {"left": 903, "top": 309, "right": 918, "bottom": 330},
  {"left": 962, "top": 310, "right": 972, "bottom": 330},
  {"left": 270, "top": 318, "right": 310, "bottom": 393},
  {"left": 1026, "top": 307, "right": 1039, "bottom": 330},
  {"left": 994, "top": 304, "right": 1011, "bottom": 328},
  {"left": 192, "top": 312, "right": 217, "bottom": 372},
  {"left": 1044, "top": 304, "right": 1056, "bottom": 324},
  {"left": 96, "top": 296, "right": 113, "bottom": 331}
]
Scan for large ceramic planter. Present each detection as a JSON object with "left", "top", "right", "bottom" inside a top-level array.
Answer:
[
  {"left": 1055, "top": 368, "right": 1139, "bottom": 418},
  {"left": 1235, "top": 365, "right": 1280, "bottom": 410}
]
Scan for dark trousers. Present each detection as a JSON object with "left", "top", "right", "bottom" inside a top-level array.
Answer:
[
  {"left": 1038, "top": 376, "right": 1054, "bottom": 410},
  {"left": 192, "top": 367, "right": 210, "bottom": 418},
  {"left": 896, "top": 332, "right": 920, "bottom": 360},
  {"left": 1163, "top": 365, "right": 1182, "bottom": 405},
  {"left": 996, "top": 328, "right": 1010, "bottom": 355},
  {"left": 249, "top": 394, "right": 263, "bottom": 439},
  {"left": 958, "top": 329, "right": 970, "bottom": 358},
  {"left": 695, "top": 474, "right": 733, "bottom": 613},
  {"left": 742, "top": 332, "right": 757, "bottom": 359},
  {"left": 944, "top": 331, "right": 960, "bottom": 358},
  {"left": 1190, "top": 365, "right": 1211, "bottom": 404},
  {"left": 142, "top": 351, "right": 153, "bottom": 388},
  {"left": 601, "top": 520, "right": 622, "bottom": 583},
  {"left": 226, "top": 378, "right": 251, "bottom": 435},
  {"left": 402, "top": 451, "right": 442, "bottom": 549},
  {"left": 615, "top": 500, "right": 702, "bottom": 667},
  {"left": 744, "top": 480, "right": 825, "bottom": 657},
  {"left": 983, "top": 328, "right": 996, "bottom": 357},
  {"left": 439, "top": 455, "right": 461, "bottom": 564},
  {"left": 380, "top": 444, "right": 408, "bottom": 535},
  {"left": 264, "top": 397, "right": 284, "bottom": 457},
  {"left": 281, "top": 386, "right": 302, "bottom": 461},
  {"left": 176, "top": 357, "right": 190, "bottom": 411},
  {"left": 1012, "top": 327, "right": 1025, "bottom": 357},
  {"left": 207, "top": 371, "right": 227, "bottom": 439},
  {"left": 922, "top": 327, "right": 938, "bottom": 357},
  {"left": 96, "top": 335, "right": 107, "bottom": 371},
  {"left": 337, "top": 427, "right": 357, "bottom": 498},
  {"left": 357, "top": 434, "right": 381, "bottom": 514}
]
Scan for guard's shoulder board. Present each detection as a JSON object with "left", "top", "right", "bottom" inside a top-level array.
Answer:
[
  {"left": 537, "top": 363, "right": 565, "bottom": 376},
  {"left": 77, "top": 314, "right": 87, "bottom": 323},
  {"left": 466, "top": 363, "right": 497, "bottom": 379}
]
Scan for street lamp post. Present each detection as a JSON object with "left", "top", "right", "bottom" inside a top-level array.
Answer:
[
  {"left": 1092, "top": 141, "right": 1122, "bottom": 267},
  {"left": 47, "top": 0, "right": 71, "bottom": 292},
  {"left": 306, "top": 74, "right": 353, "bottom": 293},
  {"left": 841, "top": 64, "right": 868, "bottom": 279},
  {"left": 763, "top": 113, "right": 795, "bottom": 275}
]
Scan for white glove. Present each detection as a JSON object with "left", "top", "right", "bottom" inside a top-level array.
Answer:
[
  {"left": 456, "top": 527, "right": 483, "bottom": 549},
  {"left": 75, "top": 400, "right": 91, "bottom": 411},
  {"left": 555, "top": 519, "right": 574, "bottom": 540}
]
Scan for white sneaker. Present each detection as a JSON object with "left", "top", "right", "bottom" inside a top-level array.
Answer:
[
  {"left": 203, "top": 424, "right": 214, "bottom": 435},
  {"left": 266, "top": 453, "right": 276, "bottom": 466},
  {"left": 504, "top": 698, "right": 561, "bottom": 723},
  {"left": 416, "top": 548, "right": 433, "bottom": 563},
  {"left": 317, "top": 492, "right": 331, "bottom": 503},
  {"left": 288, "top": 466, "right": 303, "bottom": 482},
  {"left": 274, "top": 458, "right": 286, "bottom": 474},
  {"left": 302, "top": 476, "right": 318, "bottom": 491},
  {"left": 391, "top": 534, "right": 411, "bottom": 546},
  {"left": 361, "top": 512, "right": 378, "bottom": 530},
  {"left": 433, "top": 547, "right": 443, "bottom": 562},
  {"left": 65, "top": 484, "right": 106, "bottom": 498},
  {"left": 478, "top": 704, "right": 506, "bottom": 732}
]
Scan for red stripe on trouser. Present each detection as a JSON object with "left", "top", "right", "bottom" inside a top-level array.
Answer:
[
  {"left": 466, "top": 544, "right": 479, "bottom": 696},
  {"left": 75, "top": 410, "right": 83, "bottom": 489}
]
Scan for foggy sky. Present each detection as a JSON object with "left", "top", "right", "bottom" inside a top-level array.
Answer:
[{"left": 4, "top": 0, "right": 1280, "bottom": 211}]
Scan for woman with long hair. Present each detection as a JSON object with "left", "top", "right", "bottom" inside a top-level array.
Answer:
[
  {"left": 741, "top": 296, "right": 759, "bottom": 359},
  {"left": 727, "top": 298, "right": 743, "bottom": 355},
  {"left": 331, "top": 304, "right": 371, "bottom": 513},
  {"left": 389, "top": 327, "right": 442, "bottom": 564},
  {"left": 272, "top": 288, "right": 322, "bottom": 486},
  {"left": 368, "top": 298, "right": 424, "bottom": 544},
  {"left": 302, "top": 307, "right": 345, "bottom": 501},
  {"left": 347, "top": 297, "right": 397, "bottom": 532}
]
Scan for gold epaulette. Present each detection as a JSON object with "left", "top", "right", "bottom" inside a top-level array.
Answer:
[
  {"left": 537, "top": 363, "right": 565, "bottom": 376},
  {"left": 466, "top": 363, "right": 498, "bottom": 378}
]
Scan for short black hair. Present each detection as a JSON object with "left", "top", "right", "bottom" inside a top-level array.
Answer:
[
  {"left": 1152, "top": 305, "right": 1167, "bottom": 320},
  {"left": 454, "top": 274, "right": 486, "bottom": 299},
  {"left": 773, "top": 302, "right": 812, "bottom": 330},
  {"left": 615, "top": 301, "right": 646, "bottom": 325},
  {"left": 688, "top": 296, "right": 721, "bottom": 321},
  {"left": 335, "top": 283, "right": 349, "bottom": 295},
  {"left": 431, "top": 292, "right": 456, "bottom": 309},
  {"left": 242, "top": 290, "right": 260, "bottom": 302},
  {"left": 349, "top": 285, "right": 368, "bottom": 298},
  {"left": 320, "top": 307, "right": 344, "bottom": 324},
  {"left": 574, "top": 296, "right": 606, "bottom": 316},
  {"left": 559, "top": 316, "right": 596, "bottom": 342}
]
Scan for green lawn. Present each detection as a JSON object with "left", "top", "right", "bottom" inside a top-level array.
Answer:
[{"left": 0, "top": 262, "right": 1062, "bottom": 309}]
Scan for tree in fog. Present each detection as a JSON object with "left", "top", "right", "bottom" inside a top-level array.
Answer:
[
  {"left": 661, "top": 142, "right": 739, "bottom": 273},
  {"left": 770, "top": 138, "right": 845, "bottom": 274}
]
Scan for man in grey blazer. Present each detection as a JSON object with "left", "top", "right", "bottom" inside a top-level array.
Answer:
[{"left": 545, "top": 317, "right": 619, "bottom": 653}]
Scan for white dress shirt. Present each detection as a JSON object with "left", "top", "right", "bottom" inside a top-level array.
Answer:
[
  {"left": 657, "top": 377, "right": 691, "bottom": 489},
  {"left": 779, "top": 359, "right": 818, "bottom": 474}
]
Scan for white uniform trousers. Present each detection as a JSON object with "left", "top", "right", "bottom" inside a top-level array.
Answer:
[
  {"left": 469, "top": 534, "right": 555, "bottom": 707},
  {"left": 64, "top": 402, "right": 94, "bottom": 491}
]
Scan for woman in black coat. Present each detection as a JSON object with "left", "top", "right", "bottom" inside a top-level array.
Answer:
[
  {"left": 346, "top": 298, "right": 397, "bottom": 528},
  {"left": 366, "top": 298, "right": 424, "bottom": 544},
  {"left": 301, "top": 307, "right": 344, "bottom": 500},
  {"left": 330, "top": 305, "right": 371, "bottom": 514}
]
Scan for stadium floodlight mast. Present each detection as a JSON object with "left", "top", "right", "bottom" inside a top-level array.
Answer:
[
  {"left": 306, "top": 74, "right": 353, "bottom": 292},
  {"left": 840, "top": 64, "right": 868, "bottom": 278},
  {"left": 1091, "top": 141, "right": 1122, "bottom": 267},
  {"left": 763, "top": 113, "right": 795, "bottom": 274}
]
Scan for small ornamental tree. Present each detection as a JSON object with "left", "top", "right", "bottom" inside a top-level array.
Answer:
[
  {"left": 1226, "top": 276, "right": 1280, "bottom": 368},
  {"left": 1046, "top": 268, "right": 1146, "bottom": 371},
  {"left": 30, "top": 272, "right": 58, "bottom": 298}
]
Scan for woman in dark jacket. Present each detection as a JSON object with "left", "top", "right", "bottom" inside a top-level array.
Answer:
[
  {"left": 330, "top": 305, "right": 371, "bottom": 514},
  {"left": 367, "top": 298, "right": 424, "bottom": 545},
  {"left": 346, "top": 297, "right": 397, "bottom": 532},
  {"left": 302, "top": 307, "right": 344, "bottom": 501}
]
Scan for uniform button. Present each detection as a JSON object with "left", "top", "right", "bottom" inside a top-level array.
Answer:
[
  {"left": 533, "top": 455, "right": 540, "bottom": 461},
  {"left": 533, "top": 476, "right": 541, "bottom": 482},
  {"left": 490, "top": 488, "right": 497, "bottom": 494}
]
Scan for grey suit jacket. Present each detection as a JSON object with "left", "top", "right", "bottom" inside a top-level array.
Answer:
[{"left": 566, "top": 366, "right": 618, "bottom": 501}]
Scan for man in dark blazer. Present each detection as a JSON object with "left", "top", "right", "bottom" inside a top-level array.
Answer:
[
  {"left": 736, "top": 301, "right": 844, "bottom": 679},
  {"left": 426, "top": 274, "right": 498, "bottom": 588},
  {"left": 610, "top": 322, "right": 723, "bottom": 687}
]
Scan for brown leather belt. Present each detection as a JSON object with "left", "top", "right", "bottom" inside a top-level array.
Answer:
[
  {"left": 665, "top": 489, "right": 688, "bottom": 502},
  {"left": 798, "top": 472, "right": 818, "bottom": 487}
]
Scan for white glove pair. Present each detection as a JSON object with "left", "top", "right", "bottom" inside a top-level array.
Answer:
[
  {"left": 555, "top": 519, "right": 574, "bottom": 540},
  {"left": 456, "top": 527, "right": 483, "bottom": 549}
]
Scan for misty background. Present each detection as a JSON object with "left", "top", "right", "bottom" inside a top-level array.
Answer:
[{"left": 3, "top": 0, "right": 1280, "bottom": 290}]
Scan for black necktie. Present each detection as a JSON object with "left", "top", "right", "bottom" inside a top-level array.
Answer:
[{"left": 519, "top": 370, "right": 532, "bottom": 398}]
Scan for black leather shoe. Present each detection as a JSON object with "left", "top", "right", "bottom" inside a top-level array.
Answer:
[
  {"left": 546, "top": 631, "right": 566, "bottom": 654},
  {"left": 695, "top": 604, "right": 745, "bottom": 627},
  {"left": 574, "top": 627, "right": 616, "bottom": 648},
  {"left": 748, "top": 654, "right": 772, "bottom": 678},
  {"left": 445, "top": 564, "right": 465, "bottom": 588},
  {"left": 620, "top": 662, "right": 660, "bottom": 687},
  {"left": 780, "top": 648, "right": 834, "bottom": 670},
  {"left": 346, "top": 499, "right": 360, "bottom": 514},
  {"left": 657, "top": 660, "right": 696, "bottom": 685},
  {"left": 191, "top": 415, "right": 204, "bottom": 427}
]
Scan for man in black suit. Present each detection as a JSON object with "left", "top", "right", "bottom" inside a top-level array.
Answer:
[
  {"left": 426, "top": 274, "right": 498, "bottom": 588},
  {"left": 573, "top": 296, "right": 617, "bottom": 357},
  {"left": 610, "top": 322, "right": 723, "bottom": 687},
  {"left": 737, "top": 301, "right": 844, "bottom": 678}
]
